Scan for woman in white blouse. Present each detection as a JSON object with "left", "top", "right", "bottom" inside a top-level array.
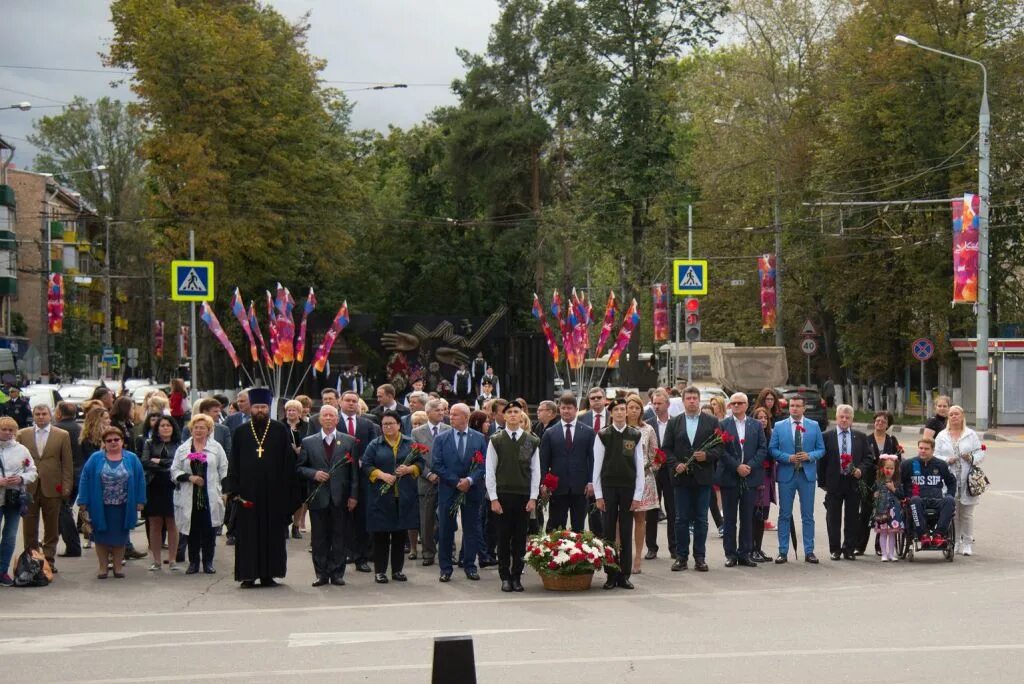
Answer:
[
  {"left": 0, "top": 416, "right": 37, "bottom": 585},
  {"left": 933, "top": 405, "right": 984, "bottom": 555},
  {"left": 171, "top": 414, "right": 228, "bottom": 575}
]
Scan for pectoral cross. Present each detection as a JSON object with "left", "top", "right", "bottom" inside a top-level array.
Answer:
[{"left": 257, "top": 446, "right": 264, "bottom": 459}]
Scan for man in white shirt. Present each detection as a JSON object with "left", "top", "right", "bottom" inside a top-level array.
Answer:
[
  {"left": 645, "top": 389, "right": 675, "bottom": 560},
  {"left": 593, "top": 398, "right": 645, "bottom": 590}
]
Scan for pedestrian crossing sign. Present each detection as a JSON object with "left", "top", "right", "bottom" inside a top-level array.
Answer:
[
  {"left": 171, "top": 260, "right": 215, "bottom": 302},
  {"left": 672, "top": 259, "right": 708, "bottom": 296}
]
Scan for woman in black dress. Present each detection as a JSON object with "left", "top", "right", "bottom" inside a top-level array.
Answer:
[{"left": 143, "top": 416, "right": 181, "bottom": 571}]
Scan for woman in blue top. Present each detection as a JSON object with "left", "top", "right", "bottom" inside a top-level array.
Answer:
[{"left": 78, "top": 426, "right": 147, "bottom": 579}]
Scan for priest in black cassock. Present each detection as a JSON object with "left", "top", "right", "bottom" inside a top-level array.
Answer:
[{"left": 224, "top": 388, "right": 299, "bottom": 587}]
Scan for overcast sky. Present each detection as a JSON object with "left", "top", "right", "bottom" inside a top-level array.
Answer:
[{"left": 0, "top": 0, "right": 499, "bottom": 167}]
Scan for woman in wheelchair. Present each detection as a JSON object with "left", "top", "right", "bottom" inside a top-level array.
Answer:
[{"left": 899, "top": 438, "right": 957, "bottom": 548}]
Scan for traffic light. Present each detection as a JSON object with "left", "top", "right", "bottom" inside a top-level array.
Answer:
[{"left": 684, "top": 297, "right": 701, "bottom": 342}]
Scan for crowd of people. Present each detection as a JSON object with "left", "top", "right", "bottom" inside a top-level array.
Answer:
[{"left": 0, "top": 380, "right": 987, "bottom": 590}]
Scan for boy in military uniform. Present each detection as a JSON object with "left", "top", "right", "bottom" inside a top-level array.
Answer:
[
  {"left": 593, "top": 398, "right": 645, "bottom": 590},
  {"left": 484, "top": 403, "right": 539, "bottom": 593}
]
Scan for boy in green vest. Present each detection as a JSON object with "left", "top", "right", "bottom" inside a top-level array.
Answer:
[
  {"left": 485, "top": 403, "right": 540, "bottom": 593},
  {"left": 594, "top": 398, "right": 645, "bottom": 590}
]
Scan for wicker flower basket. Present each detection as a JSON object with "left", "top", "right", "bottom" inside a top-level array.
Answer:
[{"left": 539, "top": 571, "right": 594, "bottom": 592}]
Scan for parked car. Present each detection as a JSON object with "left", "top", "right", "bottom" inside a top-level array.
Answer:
[
  {"left": 774, "top": 386, "right": 829, "bottom": 430},
  {"left": 22, "top": 384, "right": 63, "bottom": 411}
]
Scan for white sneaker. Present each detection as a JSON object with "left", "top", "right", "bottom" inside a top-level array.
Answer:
[
  {"left": 148, "top": 563, "right": 161, "bottom": 572},
  {"left": 881, "top": 557, "right": 889, "bottom": 563},
  {"left": 962, "top": 542, "right": 973, "bottom": 556},
  {"left": 168, "top": 562, "right": 179, "bottom": 572}
]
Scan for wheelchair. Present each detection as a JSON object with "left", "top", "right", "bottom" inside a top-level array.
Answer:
[{"left": 897, "top": 499, "right": 955, "bottom": 562}]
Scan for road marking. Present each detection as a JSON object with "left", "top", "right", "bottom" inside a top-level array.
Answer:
[
  {"left": 0, "top": 631, "right": 225, "bottom": 655},
  {"left": 288, "top": 628, "right": 541, "bottom": 648},
  {"left": 15, "top": 569, "right": 1021, "bottom": 622},
  {"left": 67, "top": 642, "right": 1024, "bottom": 683}
]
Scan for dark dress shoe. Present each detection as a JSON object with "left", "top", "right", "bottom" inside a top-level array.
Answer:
[
  {"left": 260, "top": 578, "right": 279, "bottom": 586},
  {"left": 330, "top": 577, "right": 346, "bottom": 586},
  {"left": 240, "top": 580, "right": 255, "bottom": 588},
  {"left": 694, "top": 559, "right": 709, "bottom": 572},
  {"left": 312, "top": 577, "right": 329, "bottom": 587},
  {"left": 752, "top": 551, "right": 769, "bottom": 563},
  {"left": 805, "top": 553, "right": 819, "bottom": 564},
  {"left": 58, "top": 552, "right": 81, "bottom": 558},
  {"left": 644, "top": 549, "right": 657, "bottom": 560},
  {"left": 724, "top": 557, "right": 738, "bottom": 567},
  {"left": 738, "top": 558, "right": 758, "bottom": 568},
  {"left": 603, "top": 578, "right": 618, "bottom": 590},
  {"left": 512, "top": 578, "right": 524, "bottom": 592},
  {"left": 669, "top": 552, "right": 677, "bottom": 560},
  {"left": 391, "top": 572, "right": 408, "bottom": 582},
  {"left": 186, "top": 563, "right": 200, "bottom": 575},
  {"left": 479, "top": 558, "right": 497, "bottom": 568},
  {"left": 439, "top": 573, "right": 452, "bottom": 583},
  {"left": 843, "top": 551, "right": 856, "bottom": 561},
  {"left": 501, "top": 579, "right": 513, "bottom": 592},
  {"left": 774, "top": 555, "right": 788, "bottom": 564},
  {"left": 356, "top": 561, "right": 371, "bottom": 573},
  {"left": 375, "top": 573, "right": 389, "bottom": 584},
  {"left": 830, "top": 552, "right": 842, "bottom": 561},
  {"left": 291, "top": 526, "right": 303, "bottom": 540},
  {"left": 465, "top": 571, "right": 480, "bottom": 581},
  {"left": 422, "top": 557, "right": 435, "bottom": 567},
  {"left": 203, "top": 563, "right": 216, "bottom": 574},
  {"left": 225, "top": 536, "right": 235, "bottom": 546},
  {"left": 457, "top": 559, "right": 464, "bottom": 568},
  {"left": 853, "top": 549, "right": 864, "bottom": 556},
  {"left": 671, "top": 559, "right": 687, "bottom": 571},
  {"left": 617, "top": 577, "right": 634, "bottom": 590}
]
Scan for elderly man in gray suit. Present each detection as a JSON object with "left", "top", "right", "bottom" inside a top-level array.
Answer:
[
  {"left": 296, "top": 405, "right": 358, "bottom": 587},
  {"left": 411, "top": 398, "right": 451, "bottom": 567}
]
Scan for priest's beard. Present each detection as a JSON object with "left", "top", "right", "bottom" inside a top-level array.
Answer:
[{"left": 250, "top": 415, "right": 270, "bottom": 431}]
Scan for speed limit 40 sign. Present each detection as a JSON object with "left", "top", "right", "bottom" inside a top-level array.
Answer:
[{"left": 800, "top": 338, "right": 818, "bottom": 356}]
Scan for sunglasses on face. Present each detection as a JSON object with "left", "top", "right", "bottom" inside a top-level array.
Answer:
[{"left": 104, "top": 437, "right": 122, "bottom": 444}]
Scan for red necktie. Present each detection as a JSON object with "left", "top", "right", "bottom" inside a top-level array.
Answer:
[
  {"left": 348, "top": 416, "right": 355, "bottom": 436},
  {"left": 594, "top": 414, "right": 601, "bottom": 433}
]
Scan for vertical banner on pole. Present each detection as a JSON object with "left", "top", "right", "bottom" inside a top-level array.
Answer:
[
  {"left": 652, "top": 284, "right": 669, "bottom": 342},
  {"left": 952, "top": 193, "right": 980, "bottom": 304},
  {"left": 758, "top": 254, "right": 777, "bottom": 331},
  {"left": 179, "top": 325, "right": 190, "bottom": 360},
  {"left": 154, "top": 320, "right": 164, "bottom": 359},
  {"left": 47, "top": 273, "right": 64, "bottom": 334}
]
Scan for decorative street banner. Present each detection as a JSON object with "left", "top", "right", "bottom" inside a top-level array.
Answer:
[
  {"left": 199, "top": 302, "right": 240, "bottom": 368},
  {"left": 758, "top": 254, "right": 777, "bottom": 331},
  {"left": 47, "top": 273, "right": 64, "bottom": 334},
  {"left": 179, "top": 325, "right": 190, "bottom": 360},
  {"left": 952, "top": 193, "right": 980, "bottom": 304},
  {"left": 652, "top": 283, "right": 669, "bottom": 342},
  {"left": 154, "top": 320, "right": 164, "bottom": 359}
]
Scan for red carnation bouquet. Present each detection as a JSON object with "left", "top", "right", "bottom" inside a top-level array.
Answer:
[
  {"left": 651, "top": 448, "right": 666, "bottom": 472},
  {"left": 840, "top": 452, "right": 854, "bottom": 475},
  {"left": 680, "top": 428, "right": 732, "bottom": 474},
  {"left": 448, "top": 451, "right": 486, "bottom": 517},
  {"left": 794, "top": 423, "right": 807, "bottom": 471},
  {"left": 524, "top": 528, "right": 618, "bottom": 577},
  {"left": 380, "top": 444, "right": 424, "bottom": 494},
  {"left": 537, "top": 472, "right": 559, "bottom": 513}
]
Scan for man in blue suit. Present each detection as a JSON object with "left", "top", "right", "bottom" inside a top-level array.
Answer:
[
  {"left": 769, "top": 395, "right": 825, "bottom": 564},
  {"left": 539, "top": 393, "right": 595, "bottom": 532},
  {"left": 717, "top": 393, "right": 767, "bottom": 567},
  {"left": 432, "top": 403, "right": 487, "bottom": 583}
]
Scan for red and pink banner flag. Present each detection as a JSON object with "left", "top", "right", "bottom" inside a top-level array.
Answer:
[
  {"left": 200, "top": 302, "right": 240, "bottom": 368},
  {"left": 154, "top": 321, "right": 164, "bottom": 360},
  {"left": 758, "top": 254, "right": 777, "bottom": 331},
  {"left": 652, "top": 284, "right": 669, "bottom": 342},
  {"left": 312, "top": 302, "right": 350, "bottom": 373},
  {"left": 47, "top": 273, "right": 64, "bottom": 334},
  {"left": 295, "top": 287, "right": 316, "bottom": 363},
  {"left": 952, "top": 193, "right": 980, "bottom": 304}
]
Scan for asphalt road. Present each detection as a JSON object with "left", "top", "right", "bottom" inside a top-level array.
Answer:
[{"left": 3, "top": 435, "right": 1022, "bottom": 683}]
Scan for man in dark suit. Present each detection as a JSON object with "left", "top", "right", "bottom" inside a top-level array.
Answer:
[
  {"left": 540, "top": 393, "right": 596, "bottom": 532},
  {"left": 371, "top": 384, "right": 410, "bottom": 421},
  {"left": 433, "top": 403, "right": 487, "bottom": 582},
  {"left": 54, "top": 401, "right": 82, "bottom": 558},
  {"left": 224, "top": 389, "right": 251, "bottom": 432},
  {"left": 307, "top": 388, "right": 341, "bottom": 436},
  {"left": 339, "top": 390, "right": 381, "bottom": 573},
  {"left": 578, "top": 387, "right": 609, "bottom": 536},
  {"left": 818, "top": 404, "right": 872, "bottom": 560},
  {"left": 663, "top": 385, "right": 722, "bottom": 572},
  {"left": 645, "top": 389, "right": 675, "bottom": 560},
  {"left": 401, "top": 392, "right": 427, "bottom": 436},
  {"left": 296, "top": 405, "right": 358, "bottom": 586},
  {"left": 410, "top": 398, "right": 450, "bottom": 566},
  {"left": 533, "top": 400, "right": 558, "bottom": 437},
  {"left": 717, "top": 393, "right": 767, "bottom": 567}
]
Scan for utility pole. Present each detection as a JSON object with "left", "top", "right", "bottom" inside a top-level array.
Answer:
[
  {"left": 773, "top": 179, "right": 784, "bottom": 348},
  {"left": 686, "top": 204, "right": 693, "bottom": 385},
  {"left": 103, "top": 216, "right": 112, "bottom": 349},
  {"left": 189, "top": 228, "right": 198, "bottom": 404}
]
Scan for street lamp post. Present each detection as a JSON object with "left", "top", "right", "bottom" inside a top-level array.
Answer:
[
  {"left": 1, "top": 102, "right": 31, "bottom": 112},
  {"left": 896, "top": 35, "right": 991, "bottom": 429}
]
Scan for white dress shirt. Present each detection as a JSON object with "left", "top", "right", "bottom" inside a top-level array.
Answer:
[
  {"left": 34, "top": 424, "right": 51, "bottom": 455},
  {"left": 485, "top": 427, "right": 540, "bottom": 501},
  {"left": 592, "top": 424, "right": 646, "bottom": 502}
]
